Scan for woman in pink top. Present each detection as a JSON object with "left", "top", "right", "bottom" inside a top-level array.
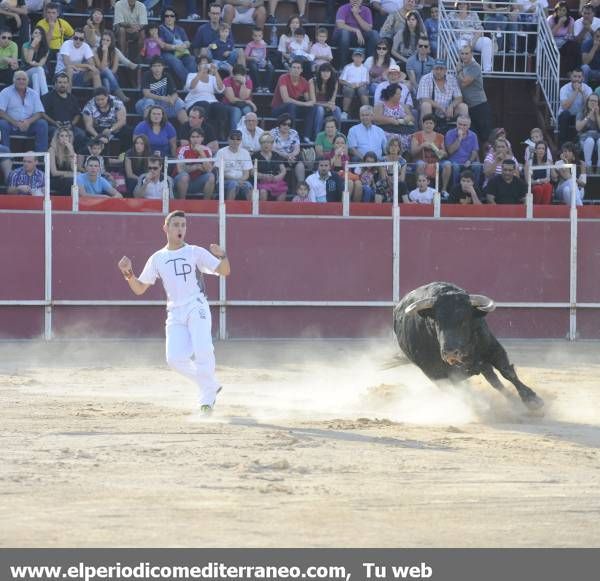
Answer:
[{"left": 547, "top": 2, "right": 580, "bottom": 75}]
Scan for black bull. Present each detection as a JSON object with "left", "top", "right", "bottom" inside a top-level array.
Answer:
[{"left": 393, "top": 282, "right": 544, "bottom": 411}]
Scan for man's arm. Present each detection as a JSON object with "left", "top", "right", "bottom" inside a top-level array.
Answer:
[
  {"left": 117, "top": 256, "right": 151, "bottom": 295},
  {"left": 209, "top": 243, "right": 230, "bottom": 276}
]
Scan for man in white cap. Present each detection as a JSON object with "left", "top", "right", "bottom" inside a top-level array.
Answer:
[{"left": 373, "top": 63, "right": 412, "bottom": 107}]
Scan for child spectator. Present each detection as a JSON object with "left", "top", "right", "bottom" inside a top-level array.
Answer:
[
  {"left": 142, "top": 23, "right": 162, "bottom": 61},
  {"left": 357, "top": 151, "right": 379, "bottom": 202},
  {"left": 310, "top": 27, "right": 333, "bottom": 71},
  {"left": 340, "top": 49, "right": 370, "bottom": 120},
  {"left": 245, "top": 27, "right": 274, "bottom": 93},
  {"left": 209, "top": 22, "right": 238, "bottom": 74},
  {"left": 448, "top": 169, "right": 483, "bottom": 204},
  {"left": 404, "top": 174, "right": 437, "bottom": 203},
  {"left": 289, "top": 27, "right": 313, "bottom": 62},
  {"left": 292, "top": 181, "right": 311, "bottom": 202},
  {"left": 523, "top": 127, "right": 553, "bottom": 164}
]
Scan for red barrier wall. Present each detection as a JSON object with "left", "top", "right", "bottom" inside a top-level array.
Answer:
[{"left": 1, "top": 208, "right": 599, "bottom": 340}]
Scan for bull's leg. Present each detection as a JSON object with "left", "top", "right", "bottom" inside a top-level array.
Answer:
[
  {"left": 480, "top": 364, "right": 507, "bottom": 393},
  {"left": 489, "top": 346, "right": 544, "bottom": 410}
]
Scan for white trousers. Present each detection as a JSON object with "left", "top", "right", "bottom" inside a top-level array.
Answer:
[{"left": 165, "top": 297, "right": 219, "bottom": 406}]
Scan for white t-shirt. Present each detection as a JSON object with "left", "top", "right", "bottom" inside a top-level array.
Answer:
[
  {"left": 340, "top": 63, "right": 369, "bottom": 85},
  {"left": 573, "top": 16, "right": 600, "bottom": 38},
  {"left": 55, "top": 40, "right": 94, "bottom": 74},
  {"left": 306, "top": 172, "right": 330, "bottom": 203},
  {"left": 214, "top": 146, "right": 253, "bottom": 180},
  {"left": 184, "top": 74, "right": 223, "bottom": 107},
  {"left": 408, "top": 187, "right": 437, "bottom": 204},
  {"left": 138, "top": 244, "right": 221, "bottom": 310}
]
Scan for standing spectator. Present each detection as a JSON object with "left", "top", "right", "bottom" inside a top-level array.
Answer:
[
  {"left": 485, "top": 159, "right": 527, "bottom": 204},
  {"left": 82, "top": 87, "right": 130, "bottom": 147},
  {"left": 174, "top": 128, "right": 215, "bottom": 199},
  {"left": 581, "top": 28, "right": 600, "bottom": 83},
  {"left": 124, "top": 134, "right": 151, "bottom": 194},
  {"left": 417, "top": 59, "right": 468, "bottom": 124},
  {"left": 49, "top": 127, "right": 76, "bottom": 195},
  {"left": 340, "top": 48, "right": 370, "bottom": 120},
  {"left": 55, "top": 29, "right": 102, "bottom": 88},
  {"left": 311, "top": 63, "right": 342, "bottom": 132},
  {"left": 524, "top": 141, "right": 554, "bottom": 204},
  {"left": 253, "top": 133, "right": 288, "bottom": 201},
  {"left": 223, "top": 64, "right": 257, "bottom": 132},
  {"left": 7, "top": 153, "right": 45, "bottom": 196},
  {"left": 245, "top": 26, "right": 274, "bottom": 93},
  {"left": 177, "top": 105, "right": 219, "bottom": 153},
  {"left": 133, "top": 105, "right": 177, "bottom": 158},
  {"left": 424, "top": 4, "right": 439, "bottom": 57},
  {"left": 410, "top": 113, "right": 451, "bottom": 188},
  {"left": 238, "top": 112, "right": 264, "bottom": 154},
  {"left": 222, "top": 0, "right": 267, "bottom": 29},
  {"left": 36, "top": 3, "right": 74, "bottom": 53},
  {"left": 311, "top": 27, "right": 334, "bottom": 72},
  {"left": 159, "top": 8, "right": 194, "bottom": 86},
  {"left": 22, "top": 27, "right": 49, "bottom": 97},
  {"left": 558, "top": 68, "right": 592, "bottom": 144},
  {"left": 270, "top": 112, "right": 305, "bottom": 184},
  {"left": 574, "top": 3, "right": 600, "bottom": 45},
  {"left": 347, "top": 105, "right": 388, "bottom": 159},
  {"left": 365, "top": 38, "right": 396, "bottom": 95},
  {"left": 451, "top": 1, "right": 493, "bottom": 73},
  {"left": 0, "top": 70, "right": 48, "bottom": 152},
  {"left": 42, "top": 73, "right": 85, "bottom": 146},
  {"left": 306, "top": 158, "right": 342, "bottom": 202},
  {"left": 271, "top": 59, "right": 316, "bottom": 142},
  {"left": 133, "top": 156, "right": 174, "bottom": 199},
  {"left": 391, "top": 11, "right": 426, "bottom": 66},
  {"left": 113, "top": 0, "right": 147, "bottom": 58},
  {"left": 406, "top": 38, "right": 435, "bottom": 96},
  {"left": 448, "top": 169, "right": 483, "bottom": 204},
  {"left": 0, "top": 28, "right": 18, "bottom": 85},
  {"left": 314, "top": 116, "right": 345, "bottom": 158},
  {"left": 455, "top": 45, "right": 493, "bottom": 143},
  {"left": 334, "top": 0, "right": 379, "bottom": 67},
  {"left": 445, "top": 115, "right": 481, "bottom": 189},
  {"left": 77, "top": 156, "right": 123, "bottom": 197},
  {"left": 403, "top": 174, "right": 437, "bottom": 204},
  {"left": 136, "top": 56, "right": 188, "bottom": 125},
  {"left": 575, "top": 92, "right": 600, "bottom": 169},
  {"left": 214, "top": 130, "right": 253, "bottom": 200},
  {"left": 95, "top": 31, "right": 130, "bottom": 103},
  {"left": 184, "top": 60, "right": 230, "bottom": 141},
  {"left": 547, "top": 1, "right": 580, "bottom": 76}
]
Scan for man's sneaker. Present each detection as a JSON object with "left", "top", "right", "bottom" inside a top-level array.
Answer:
[{"left": 200, "top": 404, "right": 213, "bottom": 415}]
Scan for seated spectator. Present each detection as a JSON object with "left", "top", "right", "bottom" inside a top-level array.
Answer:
[
  {"left": 0, "top": 0, "right": 28, "bottom": 46},
  {"left": 253, "top": 132, "right": 288, "bottom": 201},
  {"left": 6, "top": 153, "right": 45, "bottom": 196},
  {"left": 177, "top": 105, "right": 219, "bottom": 153},
  {"left": 523, "top": 127, "right": 553, "bottom": 163},
  {"left": 575, "top": 92, "right": 600, "bottom": 169},
  {"left": 292, "top": 181, "right": 311, "bottom": 202},
  {"left": 113, "top": 0, "right": 147, "bottom": 59},
  {"left": 451, "top": 2, "right": 493, "bottom": 73},
  {"left": 365, "top": 39, "right": 396, "bottom": 95},
  {"left": 193, "top": 5, "right": 231, "bottom": 61},
  {"left": 380, "top": 0, "right": 423, "bottom": 42},
  {"left": 406, "top": 38, "right": 435, "bottom": 95},
  {"left": 36, "top": 3, "right": 74, "bottom": 53},
  {"left": 525, "top": 141, "right": 554, "bottom": 204},
  {"left": 373, "top": 64, "right": 412, "bottom": 107},
  {"left": 238, "top": 112, "right": 264, "bottom": 154},
  {"left": 424, "top": 4, "right": 439, "bottom": 57},
  {"left": 348, "top": 105, "right": 388, "bottom": 160},
  {"left": 223, "top": 64, "right": 257, "bottom": 132},
  {"left": 81, "top": 138, "right": 117, "bottom": 188},
  {"left": 485, "top": 159, "right": 526, "bottom": 204},
  {"left": 0, "top": 70, "right": 48, "bottom": 152},
  {"left": 82, "top": 87, "right": 130, "bottom": 148},
  {"left": 376, "top": 136, "right": 408, "bottom": 202},
  {"left": 49, "top": 127, "right": 76, "bottom": 195},
  {"left": 271, "top": 59, "right": 316, "bottom": 143},
  {"left": 184, "top": 60, "right": 230, "bottom": 141},
  {"left": 417, "top": 59, "right": 468, "bottom": 126},
  {"left": 481, "top": 1, "right": 510, "bottom": 52},
  {"left": 288, "top": 27, "right": 313, "bottom": 64},
  {"left": 448, "top": 169, "right": 483, "bottom": 204},
  {"left": 391, "top": 11, "right": 426, "bottom": 66},
  {"left": 552, "top": 143, "right": 586, "bottom": 206},
  {"left": 173, "top": 128, "right": 215, "bottom": 199},
  {"left": 159, "top": 8, "right": 194, "bottom": 86},
  {"left": 483, "top": 137, "right": 519, "bottom": 186},
  {"left": 558, "top": 68, "right": 592, "bottom": 144},
  {"left": 22, "top": 27, "right": 49, "bottom": 97},
  {"left": 311, "top": 63, "right": 342, "bottom": 132},
  {"left": 325, "top": 134, "right": 362, "bottom": 201},
  {"left": 444, "top": 115, "right": 481, "bottom": 190},
  {"left": 222, "top": 0, "right": 267, "bottom": 29},
  {"left": 340, "top": 48, "right": 370, "bottom": 120},
  {"left": 355, "top": 150, "right": 380, "bottom": 202},
  {"left": 311, "top": 27, "right": 334, "bottom": 72},
  {"left": 306, "top": 158, "right": 343, "bottom": 202},
  {"left": 270, "top": 112, "right": 305, "bottom": 185},
  {"left": 134, "top": 106, "right": 177, "bottom": 159},
  {"left": 581, "top": 28, "right": 600, "bottom": 83},
  {"left": 133, "top": 156, "right": 174, "bottom": 199},
  {"left": 403, "top": 174, "right": 437, "bottom": 204},
  {"left": 455, "top": 45, "right": 493, "bottom": 144},
  {"left": 124, "top": 134, "right": 151, "bottom": 195},
  {"left": 373, "top": 82, "right": 415, "bottom": 147},
  {"left": 84, "top": 8, "right": 105, "bottom": 49},
  {"left": 245, "top": 26, "right": 274, "bottom": 93},
  {"left": 547, "top": 2, "right": 580, "bottom": 76},
  {"left": 77, "top": 155, "right": 122, "bottom": 197},
  {"left": 141, "top": 22, "right": 162, "bottom": 62},
  {"left": 574, "top": 3, "right": 600, "bottom": 45},
  {"left": 215, "top": 130, "right": 253, "bottom": 200},
  {"left": 210, "top": 22, "right": 241, "bottom": 75},
  {"left": 136, "top": 57, "right": 188, "bottom": 125},
  {"left": 55, "top": 28, "right": 101, "bottom": 88},
  {"left": 264, "top": 0, "right": 308, "bottom": 24},
  {"left": 315, "top": 116, "right": 345, "bottom": 158},
  {"left": 0, "top": 28, "right": 18, "bottom": 85},
  {"left": 42, "top": 73, "right": 85, "bottom": 148},
  {"left": 334, "top": 0, "right": 379, "bottom": 67},
  {"left": 410, "top": 113, "right": 451, "bottom": 186},
  {"left": 276, "top": 15, "right": 304, "bottom": 69},
  {"left": 94, "top": 31, "right": 130, "bottom": 103},
  {"left": 369, "top": 0, "right": 404, "bottom": 28},
  {"left": 0, "top": 144, "right": 11, "bottom": 184}
]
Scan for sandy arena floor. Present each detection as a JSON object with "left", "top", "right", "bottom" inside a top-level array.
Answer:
[{"left": 1, "top": 339, "right": 599, "bottom": 548}]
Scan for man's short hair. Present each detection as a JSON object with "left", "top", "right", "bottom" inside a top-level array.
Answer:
[
  {"left": 93, "top": 87, "right": 109, "bottom": 98},
  {"left": 460, "top": 170, "right": 474, "bottom": 181},
  {"left": 189, "top": 105, "right": 206, "bottom": 117},
  {"left": 85, "top": 155, "right": 101, "bottom": 167},
  {"left": 502, "top": 158, "right": 517, "bottom": 168},
  {"left": 45, "top": 2, "right": 60, "bottom": 11},
  {"left": 165, "top": 210, "right": 185, "bottom": 225},
  {"left": 232, "top": 64, "right": 246, "bottom": 76},
  {"left": 54, "top": 72, "right": 69, "bottom": 82},
  {"left": 150, "top": 56, "right": 164, "bottom": 66},
  {"left": 290, "top": 58, "right": 305, "bottom": 68}
]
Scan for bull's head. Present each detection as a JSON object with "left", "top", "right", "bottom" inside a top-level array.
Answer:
[{"left": 405, "top": 293, "right": 495, "bottom": 366}]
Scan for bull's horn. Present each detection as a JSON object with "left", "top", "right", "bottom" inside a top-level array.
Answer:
[
  {"left": 405, "top": 298, "right": 435, "bottom": 314},
  {"left": 469, "top": 294, "right": 496, "bottom": 312}
]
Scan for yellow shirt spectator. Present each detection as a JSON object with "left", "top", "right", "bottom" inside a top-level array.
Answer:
[{"left": 36, "top": 18, "right": 74, "bottom": 51}]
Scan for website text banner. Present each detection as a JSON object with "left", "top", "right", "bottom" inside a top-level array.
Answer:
[{"left": 2, "top": 549, "right": 599, "bottom": 581}]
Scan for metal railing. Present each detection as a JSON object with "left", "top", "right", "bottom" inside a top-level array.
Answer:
[{"left": 536, "top": 8, "right": 561, "bottom": 127}]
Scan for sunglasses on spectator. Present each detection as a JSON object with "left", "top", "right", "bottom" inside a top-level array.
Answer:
[
  {"left": 1, "top": 35, "right": 11, "bottom": 39},
  {"left": 418, "top": 44, "right": 429, "bottom": 48},
  {"left": 73, "top": 36, "right": 84, "bottom": 41}
]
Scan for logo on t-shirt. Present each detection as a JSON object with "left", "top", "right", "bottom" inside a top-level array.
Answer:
[{"left": 166, "top": 257, "right": 193, "bottom": 282}]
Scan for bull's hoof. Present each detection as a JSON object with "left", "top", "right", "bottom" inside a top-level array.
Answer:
[{"left": 523, "top": 393, "right": 544, "bottom": 412}]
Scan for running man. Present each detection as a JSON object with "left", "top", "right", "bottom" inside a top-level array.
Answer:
[{"left": 117, "top": 210, "right": 230, "bottom": 414}]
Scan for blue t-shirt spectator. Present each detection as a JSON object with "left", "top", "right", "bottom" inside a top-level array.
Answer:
[
  {"left": 133, "top": 120, "right": 177, "bottom": 157},
  {"left": 77, "top": 173, "right": 113, "bottom": 196},
  {"left": 445, "top": 128, "right": 479, "bottom": 164},
  {"left": 582, "top": 38, "right": 600, "bottom": 69}
]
